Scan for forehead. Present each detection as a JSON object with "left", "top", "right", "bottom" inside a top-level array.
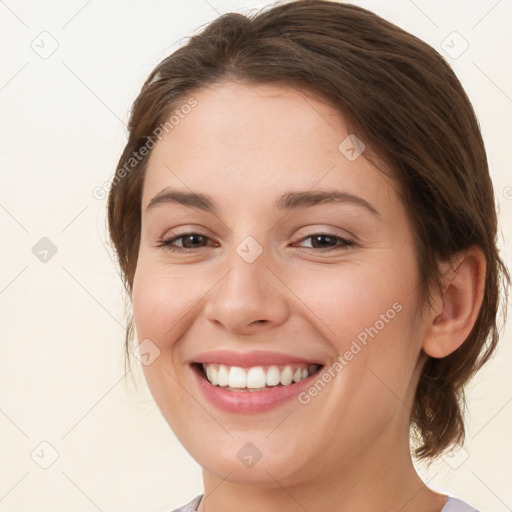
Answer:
[{"left": 141, "top": 81, "right": 395, "bottom": 214}]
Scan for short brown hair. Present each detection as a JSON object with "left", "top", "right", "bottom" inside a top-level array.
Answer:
[{"left": 107, "top": 0, "right": 510, "bottom": 460}]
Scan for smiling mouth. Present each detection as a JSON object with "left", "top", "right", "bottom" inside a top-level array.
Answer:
[{"left": 192, "top": 362, "right": 323, "bottom": 392}]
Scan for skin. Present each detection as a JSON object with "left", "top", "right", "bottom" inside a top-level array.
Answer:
[{"left": 131, "top": 81, "right": 486, "bottom": 512}]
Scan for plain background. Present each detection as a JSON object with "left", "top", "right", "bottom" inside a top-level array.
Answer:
[{"left": 0, "top": 1, "right": 511, "bottom": 511}]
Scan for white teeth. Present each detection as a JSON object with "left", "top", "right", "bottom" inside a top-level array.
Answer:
[
  {"left": 208, "top": 365, "right": 218, "bottom": 385},
  {"left": 266, "top": 366, "right": 281, "bottom": 386},
  {"left": 218, "top": 365, "right": 229, "bottom": 387},
  {"left": 280, "top": 366, "right": 294, "bottom": 386},
  {"left": 200, "top": 363, "right": 320, "bottom": 389},
  {"left": 228, "top": 366, "right": 246, "bottom": 388},
  {"left": 247, "top": 367, "right": 267, "bottom": 388}
]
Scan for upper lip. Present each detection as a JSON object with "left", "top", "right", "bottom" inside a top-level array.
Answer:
[{"left": 191, "top": 350, "right": 324, "bottom": 367}]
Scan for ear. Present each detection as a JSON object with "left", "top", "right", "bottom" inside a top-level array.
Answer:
[{"left": 422, "top": 246, "right": 487, "bottom": 359}]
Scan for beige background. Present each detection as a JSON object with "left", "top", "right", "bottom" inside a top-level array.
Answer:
[{"left": 0, "top": 0, "right": 511, "bottom": 510}]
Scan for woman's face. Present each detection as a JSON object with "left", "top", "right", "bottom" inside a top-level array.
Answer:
[{"left": 132, "top": 81, "right": 427, "bottom": 486}]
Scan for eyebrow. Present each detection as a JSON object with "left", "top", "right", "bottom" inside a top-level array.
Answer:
[{"left": 145, "top": 187, "right": 381, "bottom": 217}]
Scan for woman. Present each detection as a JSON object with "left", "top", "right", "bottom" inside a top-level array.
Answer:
[{"left": 106, "top": 1, "right": 510, "bottom": 510}]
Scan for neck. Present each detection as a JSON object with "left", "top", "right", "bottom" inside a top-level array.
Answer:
[{"left": 197, "top": 416, "right": 447, "bottom": 512}]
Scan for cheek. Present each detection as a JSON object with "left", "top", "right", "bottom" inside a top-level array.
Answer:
[
  {"left": 132, "top": 261, "right": 207, "bottom": 349},
  {"left": 289, "top": 251, "right": 421, "bottom": 388},
  {"left": 289, "top": 255, "right": 416, "bottom": 342}
]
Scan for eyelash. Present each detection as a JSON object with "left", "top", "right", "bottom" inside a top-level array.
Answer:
[{"left": 156, "top": 232, "right": 355, "bottom": 253}]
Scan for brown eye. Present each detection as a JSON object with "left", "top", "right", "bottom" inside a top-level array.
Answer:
[
  {"left": 296, "top": 233, "right": 355, "bottom": 251},
  {"left": 176, "top": 234, "right": 209, "bottom": 248},
  {"left": 157, "top": 232, "right": 217, "bottom": 253}
]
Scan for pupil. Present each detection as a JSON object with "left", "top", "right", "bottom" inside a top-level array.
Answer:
[
  {"left": 184, "top": 234, "right": 205, "bottom": 248},
  {"left": 312, "top": 235, "right": 336, "bottom": 248}
]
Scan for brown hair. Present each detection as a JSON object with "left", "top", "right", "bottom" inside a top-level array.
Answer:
[{"left": 107, "top": 0, "right": 510, "bottom": 460}]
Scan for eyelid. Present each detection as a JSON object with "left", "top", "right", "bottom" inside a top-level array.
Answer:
[
  {"left": 292, "top": 231, "right": 355, "bottom": 250},
  {"left": 157, "top": 225, "right": 216, "bottom": 242},
  {"left": 156, "top": 230, "right": 218, "bottom": 249},
  {"left": 156, "top": 229, "right": 356, "bottom": 254},
  {"left": 292, "top": 225, "right": 355, "bottom": 242}
]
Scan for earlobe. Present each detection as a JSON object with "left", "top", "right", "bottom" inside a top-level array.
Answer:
[{"left": 422, "top": 247, "right": 487, "bottom": 359}]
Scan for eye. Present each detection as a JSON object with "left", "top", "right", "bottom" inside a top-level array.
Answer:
[
  {"left": 156, "top": 231, "right": 355, "bottom": 254},
  {"left": 294, "top": 232, "right": 355, "bottom": 251},
  {"left": 156, "top": 232, "right": 217, "bottom": 253}
]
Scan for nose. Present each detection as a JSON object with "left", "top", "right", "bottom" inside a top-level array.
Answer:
[{"left": 203, "top": 246, "right": 290, "bottom": 335}]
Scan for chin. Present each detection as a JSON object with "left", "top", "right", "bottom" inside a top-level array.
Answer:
[{"left": 183, "top": 433, "right": 313, "bottom": 487}]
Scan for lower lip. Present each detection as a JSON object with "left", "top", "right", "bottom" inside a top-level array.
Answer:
[{"left": 191, "top": 365, "right": 322, "bottom": 413}]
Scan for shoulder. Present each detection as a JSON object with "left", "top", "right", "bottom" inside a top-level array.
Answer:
[
  {"left": 442, "top": 496, "right": 480, "bottom": 512},
  {"left": 168, "top": 494, "right": 203, "bottom": 512}
]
